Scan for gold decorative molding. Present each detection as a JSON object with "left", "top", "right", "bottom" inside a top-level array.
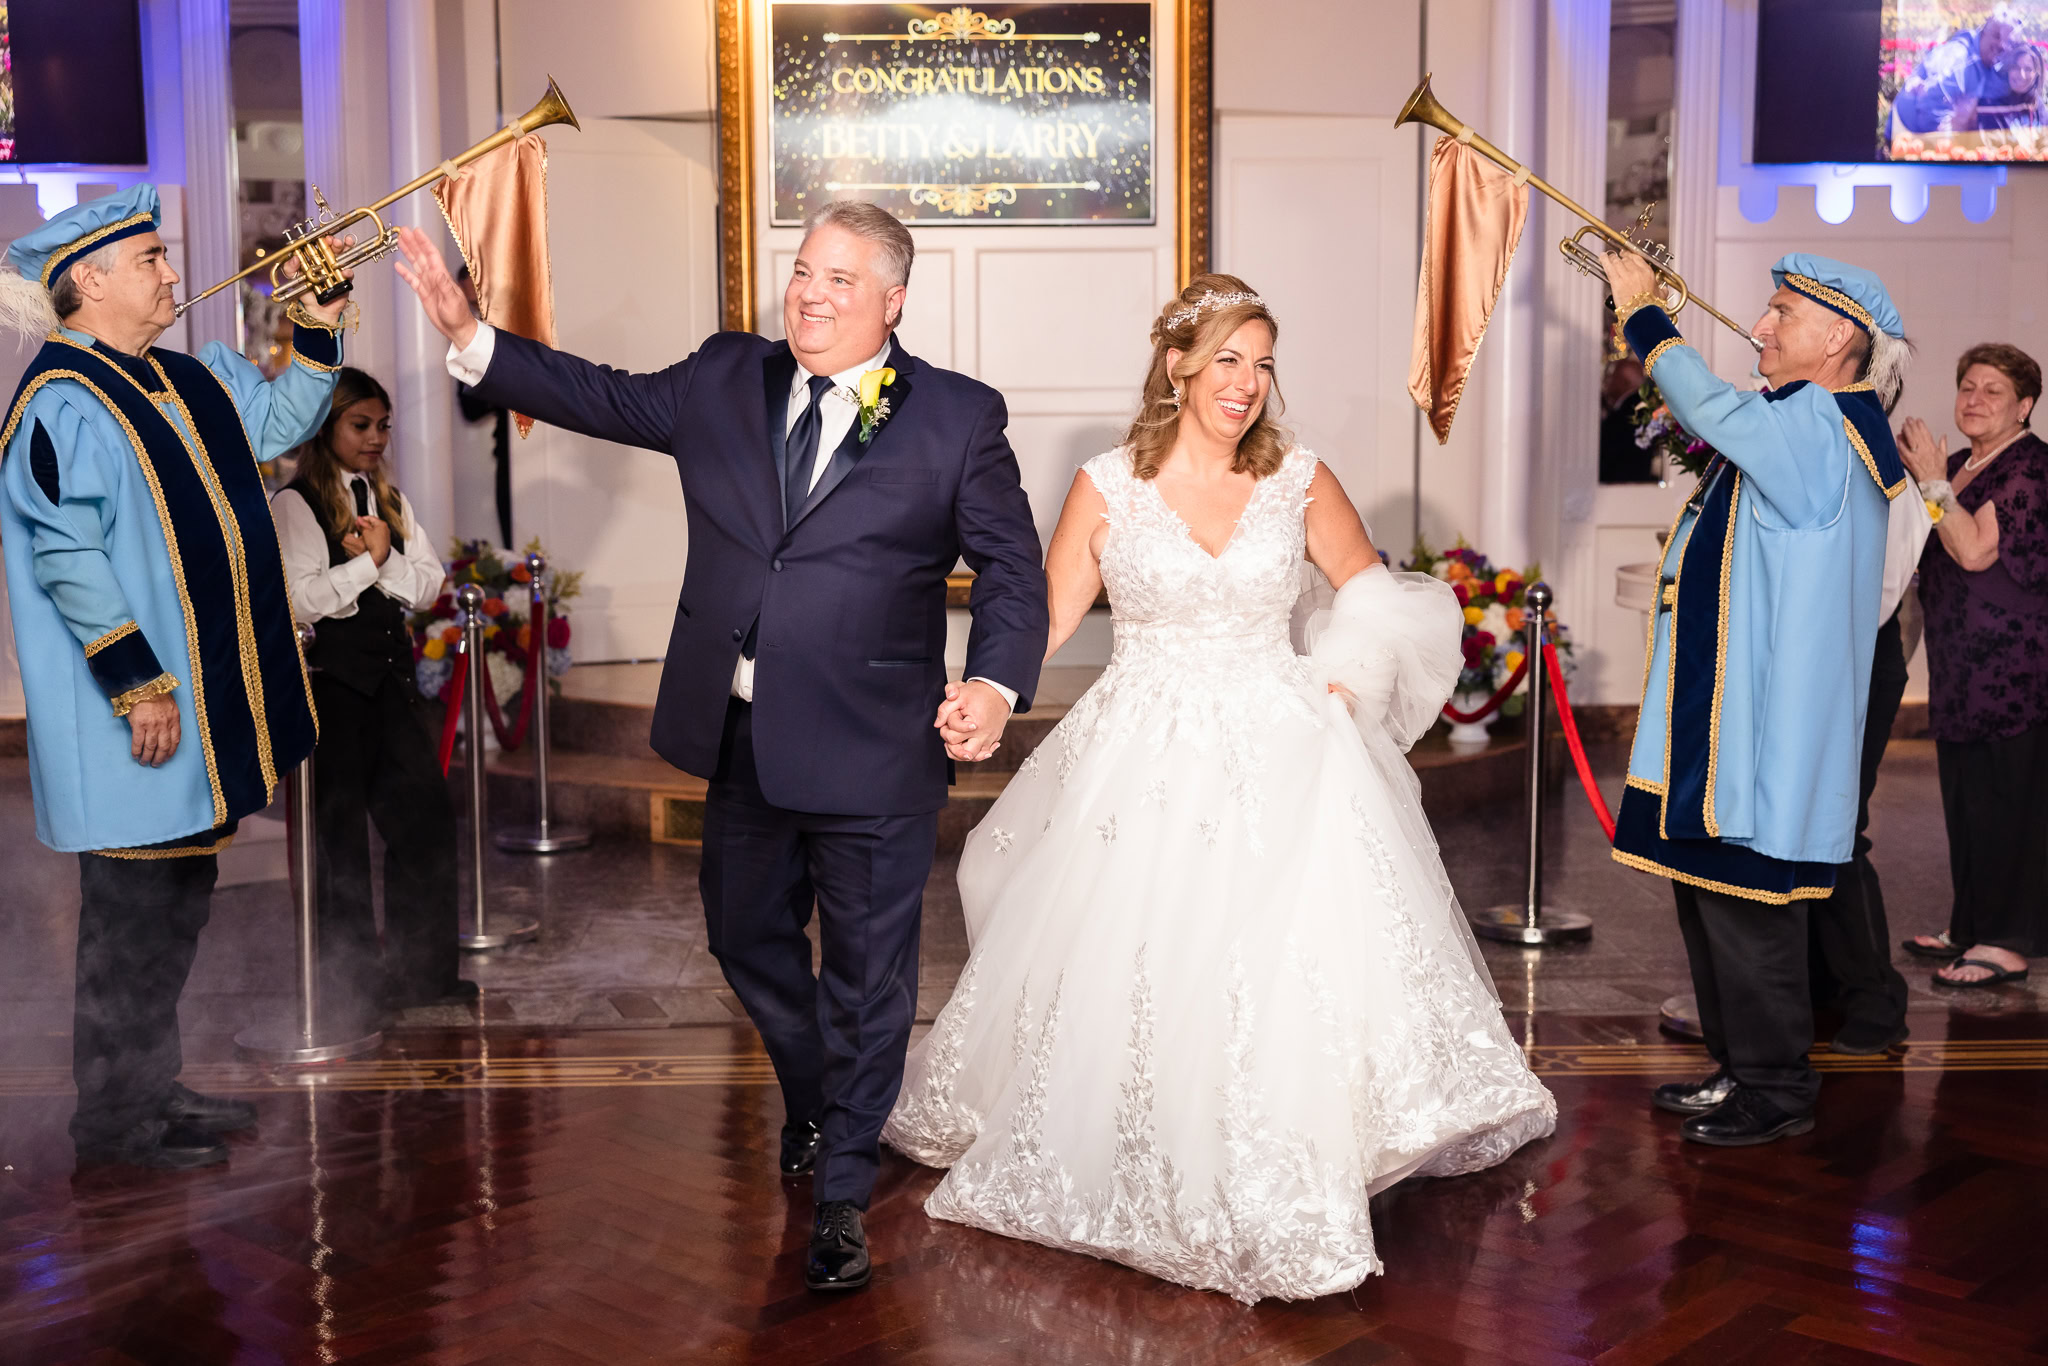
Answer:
[
  {"left": 823, "top": 8, "right": 1105, "bottom": 42},
  {"left": 715, "top": 0, "right": 756, "bottom": 332},
  {"left": 822, "top": 181, "right": 1106, "bottom": 216},
  {"left": 1178, "top": 0, "right": 1212, "bottom": 285},
  {"left": 717, "top": 1, "right": 1214, "bottom": 324}
]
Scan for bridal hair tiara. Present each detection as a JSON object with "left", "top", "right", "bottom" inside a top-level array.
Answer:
[{"left": 1163, "top": 290, "right": 1267, "bottom": 331}]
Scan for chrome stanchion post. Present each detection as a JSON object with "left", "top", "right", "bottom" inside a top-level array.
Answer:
[
  {"left": 237, "top": 622, "right": 383, "bottom": 1063},
  {"left": 494, "top": 551, "right": 590, "bottom": 854},
  {"left": 456, "top": 583, "right": 538, "bottom": 950},
  {"left": 1469, "top": 583, "right": 1594, "bottom": 946}
]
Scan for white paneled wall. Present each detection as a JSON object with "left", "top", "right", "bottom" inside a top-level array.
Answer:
[
  {"left": 517, "top": 117, "right": 721, "bottom": 661},
  {"left": 488, "top": 2, "right": 721, "bottom": 661},
  {"left": 1213, "top": 117, "right": 1420, "bottom": 547}
]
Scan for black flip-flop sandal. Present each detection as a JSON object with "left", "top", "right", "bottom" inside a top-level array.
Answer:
[
  {"left": 1931, "top": 957, "right": 2031, "bottom": 989},
  {"left": 1903, "top": 932, "right": 1964, "bottom": 960}
]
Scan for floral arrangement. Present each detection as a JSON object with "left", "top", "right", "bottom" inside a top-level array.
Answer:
[
  {"left": 1401, "top": 538, "right": 1573, "bottom": 711},
  {"left": 1632, "top": 377, "right": 1718, "bottom": 484},
  {"left": 409, "top": 539, "right": 581, "bottom": 708}
]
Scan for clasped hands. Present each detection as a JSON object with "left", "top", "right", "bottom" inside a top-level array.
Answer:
[
  {"left": 934, "top": 680, "right": 1011, "bottom": 762},
  {"left": 1896, "top": 415, "right": 1950, "bottom": 485},
  {"left": 340, "top": 514, "right": 393, "bottom": 566}
]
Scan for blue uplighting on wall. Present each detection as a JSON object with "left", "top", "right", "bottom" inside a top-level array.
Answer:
[{"left": 1727, "top": 161, "right": 2006, "bottom": 225}]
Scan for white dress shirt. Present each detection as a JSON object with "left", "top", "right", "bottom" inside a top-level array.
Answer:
[
  {"left": 445, "top": 325, "right": 1016, "bottom": 714},
  {"left": 1881, "top": 477, "right": 1933, "bottom": 624},
  {"left": 273, "top": 480, "right": 448, "bottom": 622}
]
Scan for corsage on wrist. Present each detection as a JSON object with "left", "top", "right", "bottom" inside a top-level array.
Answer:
[{"left": 1921, "top": 478, "right": 1955, "bottom": 526}]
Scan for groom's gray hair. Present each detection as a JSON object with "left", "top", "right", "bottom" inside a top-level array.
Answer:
[{"left": 804, "top": 200, "right": 915, "bottom": 289}]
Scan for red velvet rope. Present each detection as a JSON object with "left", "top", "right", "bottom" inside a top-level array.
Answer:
[
  {"left": 1544, "top": 640, "right": 1616, "bottom": 841},
  {"left": 437, "top": 651, "right": 467, "bottom": 778},
  {"left": 475, "top": 636, "right": 539, "bottom": 751},
  {"left": 1439, "top": 655, "right": 1530, "bottom": 724},
  {"left": 436, "top": 587, "right": 555, "bottom": 770}
]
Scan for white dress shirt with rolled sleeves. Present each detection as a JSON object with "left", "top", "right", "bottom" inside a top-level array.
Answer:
[
  {"left": 444, "top": 323, "right": 1017, "bottom": 714},
  {"left": 273, "top": 480, "right": 448, "bottom": 622}
]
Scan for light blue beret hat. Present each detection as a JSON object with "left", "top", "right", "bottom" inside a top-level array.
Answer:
[
  {"left": 1770, "top": 253, "right": 1904, "bottom": 339},
  {"left": 5, "top": 183, "right": 161, "bottom": 290}
]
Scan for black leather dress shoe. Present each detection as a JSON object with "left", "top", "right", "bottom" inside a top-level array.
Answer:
[
  {"left": 163, "top": 1081, "right": 257, "bottom": 1134},
  {"left": 77, "top": 1120, "right": 228, "bottom": 1170},
  {"left": 1651, "top": 1067, "right": 1735, "bottom": 1116},
  {"left": 805, "top": 1199, "right": 871, "bottom": 1291},
  {"left": 780, "top": 1120, "right": 822, "bottom": 1177},
  {"left": 1681, "top": 1086, "right": 1815, "bottom": 1146}
]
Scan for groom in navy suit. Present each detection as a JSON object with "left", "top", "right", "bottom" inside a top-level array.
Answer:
[{"left": 395, "top": 203, "right": 1047, "bottom": 1290}]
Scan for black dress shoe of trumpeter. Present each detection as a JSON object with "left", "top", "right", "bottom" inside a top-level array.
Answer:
[
  {"left": 77, "top": 1119, "right": 228, "bottom": 1170},
  {"left": 805, "top": 1199, "right": 871, "bottom": 1291},
  {"left": 780, "top": 1119, "right": 822, "bottom": 1177},
  {"left": 1681, "top": 1086, "right": 1816, "bottom": 1147},
  {"left": 1651, "top": 1067, "right": 1735, "bottom": 1116},
  {"left": 163, "top": 1080, "right": 258, "bottom": 1134}
]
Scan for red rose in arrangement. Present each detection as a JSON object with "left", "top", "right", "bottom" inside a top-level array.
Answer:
[
  {"left": 1402, "top": 535, "right": 1575, "bottom": 712},
  {"left": 407, "top": 539, "right": 584, "bottom": 709}
]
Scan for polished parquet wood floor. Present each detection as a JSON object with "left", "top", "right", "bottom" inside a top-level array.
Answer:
[{"left": 2, "top": 1014, "right": 2045, "bottom": 1366}]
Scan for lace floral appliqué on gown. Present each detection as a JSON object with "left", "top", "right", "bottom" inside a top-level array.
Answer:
[{"left": 883, "top": 447, "right": 1555, "bottom": 1304}]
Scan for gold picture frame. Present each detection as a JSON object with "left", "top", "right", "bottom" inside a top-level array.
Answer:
[{"left": 714, "top": 0, "right": 1213, "bottom": 332}]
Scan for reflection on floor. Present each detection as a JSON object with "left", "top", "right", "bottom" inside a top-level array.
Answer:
[
  {"left": 2, "top": 1017, "right": 2044, "bottom": 1364},
  {"left": 2, "top": 728, "right": 2039, "bottom": 1048},
  {"left": 5, "top": 696, "right": 2048, "bottom": 1360}
]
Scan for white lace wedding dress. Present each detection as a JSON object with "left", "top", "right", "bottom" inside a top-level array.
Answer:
[{"left": 882, "top": 446, "right": 1555, "bottom": 1303}]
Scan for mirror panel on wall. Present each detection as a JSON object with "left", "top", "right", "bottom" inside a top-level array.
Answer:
[{"left": 1600, "top": 0, "right": 1676, "bottom": 487}]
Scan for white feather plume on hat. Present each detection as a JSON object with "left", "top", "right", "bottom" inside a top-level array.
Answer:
[{"left": 0, "top": 266, "right": 58, "bottom": 341}]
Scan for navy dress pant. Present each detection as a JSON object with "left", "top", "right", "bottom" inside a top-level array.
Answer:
[
  {"left": 1674, "top": 883, "right": 1820, "bottom": 1115},
  {"left": 701, "top": 699, "right": 937, "bottom": 1207},
  {"left": 71, "top": 852, "right": 218, "bottom": 1149}
]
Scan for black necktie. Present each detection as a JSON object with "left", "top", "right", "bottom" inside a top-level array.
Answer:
[
  {"left": 784, "top": 374, "right": 835, "bottom": 527},
  {"left": 351, "top": 476, "right": 370, "bottom": 518}
]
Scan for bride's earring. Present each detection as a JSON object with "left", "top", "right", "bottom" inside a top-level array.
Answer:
[{"left": 1168, "top": 387, "right": 1183, "bottom": 410}]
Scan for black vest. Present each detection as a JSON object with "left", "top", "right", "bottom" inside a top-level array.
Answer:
[{"left": 286, "top": 476, "right": 416, "bottom": 696}]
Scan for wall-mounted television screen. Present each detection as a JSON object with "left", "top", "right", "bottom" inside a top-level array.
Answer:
[
  {"left": 1884, "top": 1, "right": 2048, "bottom": 159},
  {"left": 1756, "top": 0, "right": 2048, "bottom": 164},
  {"left": 4, "top": 1, "right": 149, "bottom": 166}
]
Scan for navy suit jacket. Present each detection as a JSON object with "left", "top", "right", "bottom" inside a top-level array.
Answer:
[{"left": 472, "top": 328, "right": 1048, "bottom": 816}]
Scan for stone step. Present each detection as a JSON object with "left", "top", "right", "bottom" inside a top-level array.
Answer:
[
  {"left": 474, "top": 749, "right": 1013, "bottom": 854},
  {"left": 470, "top": 718, "right": 1554, "bottom": 856},
  {"left": 547, "top": 690, "right": 1067, "bottom": 772}
]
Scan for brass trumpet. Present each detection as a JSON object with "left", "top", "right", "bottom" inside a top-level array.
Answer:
[
  {"left": 1396, "top": 74, "right": 1762, "bottom": 353},
  {"left": 176, "top": 77, "right": 581, "bottom": 320}
]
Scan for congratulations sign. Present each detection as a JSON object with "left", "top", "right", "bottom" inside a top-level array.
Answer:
[{"left": 768, "top": 2, "right": 1155, "bottom": 224}]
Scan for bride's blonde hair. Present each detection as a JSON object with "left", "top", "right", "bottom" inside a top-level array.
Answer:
[{"left": 1121, "top": 273, "right": 1288, "bottom": 481}]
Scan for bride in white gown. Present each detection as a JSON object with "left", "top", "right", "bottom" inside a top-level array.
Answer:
[{"left": 882, "top": 276, "right": 1554, "bottom": 1304}]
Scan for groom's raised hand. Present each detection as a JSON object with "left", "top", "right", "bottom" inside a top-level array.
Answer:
[
  {"left": 392, "top": 225, "right": 480, "bottom": 349},
  {"left": 936, "top": 680, "right": 1010, "bottom": 762}
]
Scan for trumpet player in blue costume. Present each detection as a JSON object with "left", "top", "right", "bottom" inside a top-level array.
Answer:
[
  {"left": 1602, "top": 249, "right": 1912, "bottom": 1147},
  {"left": 0, "top": 185, "right": 349, "bottom": 1170}
]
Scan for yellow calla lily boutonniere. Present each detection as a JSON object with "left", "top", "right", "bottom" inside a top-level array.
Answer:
[{"left": 855, "top": 366, "right": 896, "bottom": 443}]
